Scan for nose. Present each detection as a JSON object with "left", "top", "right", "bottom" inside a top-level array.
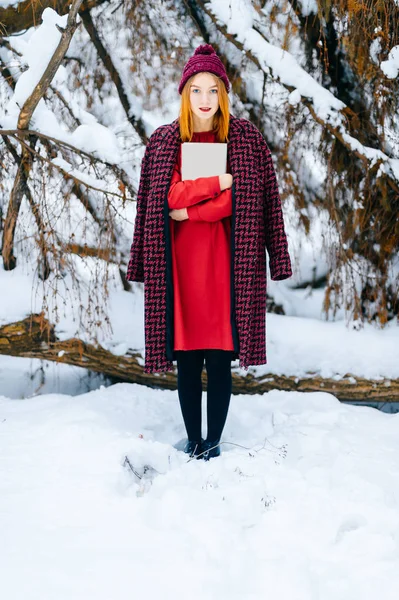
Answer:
[{"left": 200, "top": 91, "right": 213, "bottom": 102}]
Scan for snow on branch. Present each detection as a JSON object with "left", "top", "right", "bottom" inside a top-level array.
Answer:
[
  {"left": 15, "top": 2, "right": 84, "bottom": 130},
  {"left": 381, "top": 45, "right": 399, "bottom": 79},
  {"left": 3, "top": 6, "right": 123, "bottom": 165},
  {"left": 0, "top": 0, "right": 107, "bottom": 36}
]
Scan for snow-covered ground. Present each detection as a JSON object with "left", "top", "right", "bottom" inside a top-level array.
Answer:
[{"left": 1, "top": 384, "right": 399, "bottom": 599}]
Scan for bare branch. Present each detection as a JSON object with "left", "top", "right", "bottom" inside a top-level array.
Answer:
[
  {"left": 7, "top": 132, "right": 126, "bottom": 199},
  {"left": 1, "top": 128, "right": 136, "bottom": 197},
  {"left": 23, "top": 176, "right": 51, "bottom": 280}
]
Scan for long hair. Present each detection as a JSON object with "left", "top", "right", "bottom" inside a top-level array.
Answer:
[{"left": 178, "top": 72, "right": 230, "bottom": 143}]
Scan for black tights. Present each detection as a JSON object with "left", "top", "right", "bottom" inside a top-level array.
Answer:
[{"left": 175, "top": 349, "right": 234, "bottom": 442}]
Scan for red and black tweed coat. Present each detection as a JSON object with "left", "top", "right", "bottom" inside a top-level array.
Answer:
[{"left": 126, "top": 113, "right": 292, "bottom": 373}]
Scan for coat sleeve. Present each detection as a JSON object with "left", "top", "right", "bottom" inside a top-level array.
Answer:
[
  {"left": 261, "top": 137, "right": 293, "bottom": 281},
  {"left": 126, "top": 135, "right": 154, "bottom": 282},
  {"left": 168, "top": 149, "right": 221, "bottom": 209},
  {"left": 186, "top": 188, "right": 232, "bottom": 222}
]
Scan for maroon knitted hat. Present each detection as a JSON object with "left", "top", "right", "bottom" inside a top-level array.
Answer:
[{"left": 178, "top": 44, "right": 230, "bottom": 95}]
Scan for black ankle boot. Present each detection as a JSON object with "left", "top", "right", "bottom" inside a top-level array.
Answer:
[
  {"left": 201, "top": 439, "right": 221, "bottom": 461},
  {"left": 183, "top": 438, "right": 204, "bottom": 458}
]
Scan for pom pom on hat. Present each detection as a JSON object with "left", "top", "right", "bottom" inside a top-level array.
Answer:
[
  {"left": 178, "top": 44, "right": 230, "bottom": 95},
  {"left": 194, "top": 44, "right": 215, "bottom": 55}
]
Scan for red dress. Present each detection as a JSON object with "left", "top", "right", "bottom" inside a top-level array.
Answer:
[{"left": 167, "top": 129, "right": 234, "bottom": 351}]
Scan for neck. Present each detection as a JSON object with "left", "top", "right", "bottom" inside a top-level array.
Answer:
[{"left": 192, "top": 115, "right": 215, "bottom": 133}]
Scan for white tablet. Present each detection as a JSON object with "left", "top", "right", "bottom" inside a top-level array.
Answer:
[{"left": 181, "top": 142, "right": 227, "bottom": 181}]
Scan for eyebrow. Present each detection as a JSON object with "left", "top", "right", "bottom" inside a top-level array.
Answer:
[{"left": 190, "top": 85, "right": 218, "bottom": 89}]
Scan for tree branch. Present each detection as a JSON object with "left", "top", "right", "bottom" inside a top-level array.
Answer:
[
  {"left": 79, "top": 7, "right": 148, "bottom": 144},
  {"left": 0, "top": 0, "right": 108, "bottom": 36},
  {"left": 17, "top": 0, "right": 84, "bottom": 130}
]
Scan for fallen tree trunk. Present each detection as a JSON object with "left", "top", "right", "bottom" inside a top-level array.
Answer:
[{"left": 0, "top": 315, "right": 398, "bottom": 402}]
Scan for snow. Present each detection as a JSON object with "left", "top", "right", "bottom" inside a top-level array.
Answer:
[
  {"left": 288, "top": 88, "right": 302, "bottom": 106},
  {"left": 370, "top": 37, "right": 382, "bottom": 64},
  {"left": 70, "top": 123, "right": 122, "bottom": 163},
  {"left": 7, "top": 9, "right": 67, "bottom": 110},
  {"left": 2, "top": 7, "right": 123, "bottom": 166},
  {"left": 1, "top": 384, "right": 399, "bottom": 599},
  {"left": 260, "top": 313, "right": 399, "bottom": 380},
  {"left": 0, "top": 355, "right": 108, "bottom": 399},
  {"left": 298, "top": 0, "right": 318, "bottom": 16},
  {"left": 381, "top": 45, "right": 399, "bottom": 79}
]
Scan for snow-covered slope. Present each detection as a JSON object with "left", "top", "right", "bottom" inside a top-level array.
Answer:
[{"left": 1, "top": 384, "right": 399, "bottom": 599}]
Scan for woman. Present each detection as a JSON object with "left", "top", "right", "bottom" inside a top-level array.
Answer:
[{"left": 126, "top": 44, "right": 292, "bottom": 461}]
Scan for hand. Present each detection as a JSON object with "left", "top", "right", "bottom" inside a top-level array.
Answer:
[
  {"left": 169, "top": 208, "right": 188, "bottom": 221},
  {"left": 219, "top": 173, "right": 233, "bottom": 191}
]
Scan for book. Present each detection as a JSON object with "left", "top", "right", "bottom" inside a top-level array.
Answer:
[{"left": 181, "top": 142, "right": 227, "bottom": 181}]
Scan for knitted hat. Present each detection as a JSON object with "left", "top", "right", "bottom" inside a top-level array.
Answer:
[{"left": 178, "top": 44, "right": 230, "bottom": 95}]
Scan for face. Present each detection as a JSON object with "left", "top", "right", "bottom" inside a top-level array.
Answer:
[{"left": 189, "top": 72, "right": 219, "bottom": 128}]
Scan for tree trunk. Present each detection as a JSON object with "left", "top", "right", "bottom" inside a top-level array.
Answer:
[{"left": 0, "top": 315, "right": 398, "bottom": 402}]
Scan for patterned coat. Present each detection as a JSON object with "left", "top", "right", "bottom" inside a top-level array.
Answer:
[{"left": 126, "top": 113, "right": 292, "bottom": 373}]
